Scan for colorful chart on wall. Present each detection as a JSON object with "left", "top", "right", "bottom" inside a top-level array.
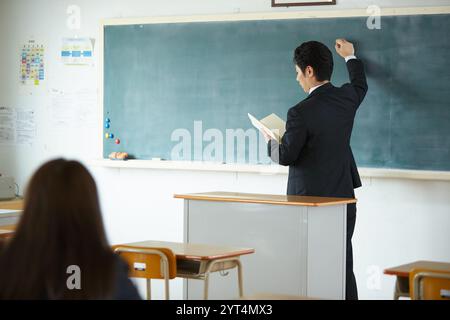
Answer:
[
  {"left": 61, "top": 38, "right": 94, "bottom": 65},
  {"left": 20, "top": 40, "right": 45, "bottom": 86}
]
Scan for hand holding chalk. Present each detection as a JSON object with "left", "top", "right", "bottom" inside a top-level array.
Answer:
[{"left": 335, "top": 38, "right": 355, "bottom": 58}]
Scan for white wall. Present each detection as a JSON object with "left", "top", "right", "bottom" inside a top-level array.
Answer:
[{"left": 1, "top": 0, "right": 449, "bottom": 300}]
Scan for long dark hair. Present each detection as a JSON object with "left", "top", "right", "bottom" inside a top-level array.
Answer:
[{"left": 0, "top": 159, "right": 116, "bottom": 299}]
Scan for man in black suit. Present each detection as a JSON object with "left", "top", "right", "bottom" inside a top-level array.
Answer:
[{"left": 262, "top": 39, "right": 368, "bottom": 300}]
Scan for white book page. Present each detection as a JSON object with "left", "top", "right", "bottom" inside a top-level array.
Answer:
[
  {"left": 260, "top": 113, "right": 286, "bottom": 138},
  {"left": 248, "top": 113, "right": 278, "bottom": 141}
]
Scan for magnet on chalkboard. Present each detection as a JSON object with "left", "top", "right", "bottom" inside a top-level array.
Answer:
[
  {"left": 109, "top": 133, "right": 114, "bottom": 139},
  {"left": 105, "top": 123, "right": 110, "bottom": 129},
  {"left": 105, "top": 118, "right": 110, "bottom": 123},
  {"left": 105, "top": 133, "right": 110, "bottom": 139},
  {"left": 115, "top": 139, "right": 120, "bottom": 144}
]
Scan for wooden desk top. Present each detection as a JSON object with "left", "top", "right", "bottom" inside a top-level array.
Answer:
[
  {"left": 0, "top": 225, "right": 16, "bottom": 231},
  {"left": 174, "top": 191, "right": 356, "bottom": 207},
  {"left": 0, "top": 229, "right": 14, "bottom": 239},
  {"left": 118, "top": 240, "right": 255, "bottom": 261},
  {"left": 0, "top": 198, "right": 24, "bottom": 210},
  {"left": 384, "top": 260, "right": 450, "bottom": 277}
]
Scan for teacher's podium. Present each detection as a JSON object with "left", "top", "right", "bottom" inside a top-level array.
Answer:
[{"left": 175, "top": 192, "right": 356, "bottom": 300}]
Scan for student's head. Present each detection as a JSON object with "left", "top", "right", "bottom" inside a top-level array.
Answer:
[
  {"left": 0, "top": 159, "right": 116, "bottom": 299},
  {"left": 293, "top": 41, "right": 334, "bottom": 93}
]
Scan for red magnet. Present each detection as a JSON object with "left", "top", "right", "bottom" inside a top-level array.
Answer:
[{"left": 115, "top": 139, "right": 120, "bottom": 144}]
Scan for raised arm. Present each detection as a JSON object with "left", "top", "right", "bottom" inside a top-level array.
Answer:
[{"left": 335, "top": 38, "right": 368, "bottom": 106}]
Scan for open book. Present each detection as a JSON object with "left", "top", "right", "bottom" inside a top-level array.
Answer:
[{"left": 248, "top": 113, "right": 286, "bottom": 143}]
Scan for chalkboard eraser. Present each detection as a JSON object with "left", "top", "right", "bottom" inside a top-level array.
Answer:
[{"left": 108, "top": 152, "right": 129, "bottom": 160}]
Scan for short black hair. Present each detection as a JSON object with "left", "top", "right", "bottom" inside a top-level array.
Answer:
[{"left": 293, "top": 41, "right": 334, "bottom": 81}]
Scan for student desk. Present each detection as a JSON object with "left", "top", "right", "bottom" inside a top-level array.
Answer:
[
  {"left": 174, "top": 191, "right": 356, "bottom": 300},
  {"left": 0, "top": 198, "right": 23, "bottom": 229},
  {"left": 0, "top": 211, "right": 22, "bottom": 229},
  {"left": 0, "top": 198, "right": 24, "bottom": 210},
  {"left": 0, "top": 198, "right": 23, "bottom": 240},
  {"left": 118, "top": 240, "right": 254, "bottom": 299},
  {"left": 0, "top": 224, "right": 17, "bottom": 240},
  {"left": 384, "top": 260, "right": 450, "bottom": 299},
  {"left": 0, "top": 229, "right": 14, "bottom": 240}
]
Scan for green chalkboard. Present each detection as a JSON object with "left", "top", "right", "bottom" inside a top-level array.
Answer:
[{"left": 103, "top": 14, "right": 450, "bottom": 171}]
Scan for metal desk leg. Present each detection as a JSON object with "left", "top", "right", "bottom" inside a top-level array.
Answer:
[
  {"left": 394, "top": 278, "right": 400, "bottom": 300},
  {"left": 394, "top": 276, "right": 410, "bottom": 300},
  {"left": 236, "top": 259, "right": 244, "bottom": 298},
  {"left": 146, "top": 279, "right": 152, "bottom": 300},
  {"left": 164, "top": 276, "right": 170, "bottom": 300},
  {"left": 202, "top": 257, "right": 244, "bottom": 300},
  {"left": 203, "top": 273, "right": 210, "bottom": 300}
]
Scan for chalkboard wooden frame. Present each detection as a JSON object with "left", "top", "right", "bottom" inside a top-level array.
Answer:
[
  {"left": 271, "top": 0, "right": 336, "bottom": 7},
  {"left": 98, "top": 6, "right": 450, "bottom": 178}
]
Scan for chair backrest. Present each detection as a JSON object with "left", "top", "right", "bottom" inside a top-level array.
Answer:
[
  {"left": 409, "top": 268, "right": 450, "bottom": 300},
  {"left": 113, "top": 245, "right": 177, "bottom": 279}
]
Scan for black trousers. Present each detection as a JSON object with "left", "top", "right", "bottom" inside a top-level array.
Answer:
[{"left": 346, "top": 203, "right": 358, "bottom": 300}]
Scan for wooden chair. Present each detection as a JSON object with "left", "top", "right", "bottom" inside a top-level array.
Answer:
[
  {"left": 113, "top": 245, "right": 177, "bottom": 300},
  {"left": 115, "top": 240, "right": 253, "bottom": 300},
  {"left": 410, "top": 268, "right": 450, "bottom": 300}
]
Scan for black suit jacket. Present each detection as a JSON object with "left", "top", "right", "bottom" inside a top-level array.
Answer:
[{"left": 268, "top": 59, "right": 368, "bottom": 200}]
